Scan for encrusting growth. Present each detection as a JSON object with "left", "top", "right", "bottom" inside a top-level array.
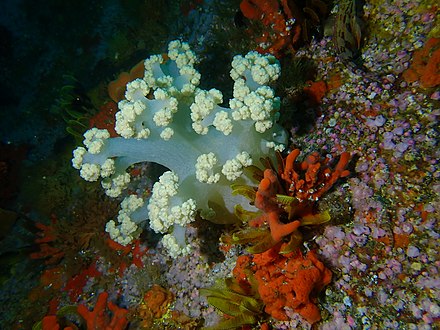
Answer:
[{"left": 233, "top": 244, "right": 332, "bottom": 324}]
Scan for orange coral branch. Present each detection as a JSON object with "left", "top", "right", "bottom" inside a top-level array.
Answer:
[
  {"left": 255, "top": 169, "right": 280, "bottom": 212},
  {"left": 64, "top": 262, "right": 101, "bottom": 302},
  {"left": 282, "top": 149, "right": 350, "bottom": 201},
  {"left": 41, "top": 315, "right": 77, "bottom": 330},
  {"left": 254, "top": 169, "right": 301, "bottom": 242},
  {"left": 77, "top": 292, "right": 129, "bottom": 330},
  {"left": 31, "top": 216, "right": 65, "bottom": 265},
  {"left": 267, "top": 211, "right": 301, "bottom": 243},
  {"left": 251, "top": 149, "right": 349, "bottom": 243}
]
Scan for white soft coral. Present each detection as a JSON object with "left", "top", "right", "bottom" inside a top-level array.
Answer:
[
  {"left": 105, "top": 195, "right": 145, "bottom": 245},
  {"left": 148, "top": 171, "right": 197, "bottom": 257},
  {"left": 72, "top": 40, "right": 288, "bottom": 257}
]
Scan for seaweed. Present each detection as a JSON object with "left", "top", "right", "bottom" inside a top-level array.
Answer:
[{"left": 201, "top": 277, "right": 264, "bottom": 329}]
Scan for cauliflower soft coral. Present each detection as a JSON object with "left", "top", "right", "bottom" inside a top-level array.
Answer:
[{"left": 72, "top": 40, "right": 287, "bottom": 257}]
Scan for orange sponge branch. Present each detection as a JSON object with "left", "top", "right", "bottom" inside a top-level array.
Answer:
[
  {"left": 251, "top": 149, "right": 350, "bottom": 243},
  {"left": 77, "top": 292, "right": 129, "bottom": 330}
]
